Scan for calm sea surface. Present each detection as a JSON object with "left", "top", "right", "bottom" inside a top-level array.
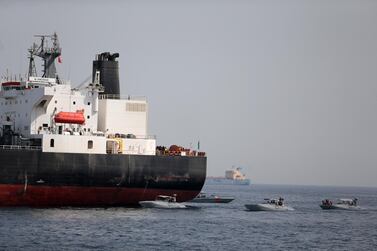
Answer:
[{"left": 1, "top": 184, "right": 377, "bottom": 250}]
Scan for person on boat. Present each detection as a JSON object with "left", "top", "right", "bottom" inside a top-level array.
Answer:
[
  {"left": 278, "top": 197, "right": 283, "bottom": 206},
  {"left": 170, "top": 194, "right": 177, "bottom": 202},
  {"left": 322, "top": 199, "right": 332, "bottom": 206}
]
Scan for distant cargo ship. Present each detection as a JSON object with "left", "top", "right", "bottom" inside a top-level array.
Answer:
[{"left": 205, "top": 167, "right": 250, "bottom": 185}]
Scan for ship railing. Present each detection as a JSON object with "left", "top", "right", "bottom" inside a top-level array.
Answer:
[
  {"left": 0, "top": 145, "right": 42, "bottom": 151},
  {"left": 135, "top": 135, "right": 156, "bottom": 140},
  {"left": 99, "top": 94, "right": 147, "bottom": 101},
  {"left": 107, "top": 134, "right": 156, "bottom": 140}
]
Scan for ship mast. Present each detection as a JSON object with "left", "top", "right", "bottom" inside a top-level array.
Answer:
[
  {"left": 28, "top": 44, "right": 37, "bottom": 78},
  {"left": 29, "top": 33, "right": 62, "bottom": 78}
]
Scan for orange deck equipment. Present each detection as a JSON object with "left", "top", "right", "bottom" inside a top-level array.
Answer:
[{"left": 54, "top": 111, "right": 85, "bottom": 124}]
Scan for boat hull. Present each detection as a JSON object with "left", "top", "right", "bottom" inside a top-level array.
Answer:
[
  {"left": 189, "top": 197, "right": 234, "bottom": 203},
  {"left": 205, "top": 178, "right": 250, "bottom": 185},
  {"left": 139, "top": 200, "right": 187, "bottom": 209},
  {"left": 320, "top": 204, "right": 361, "bottom": 210},
  {"left": 245, "top": 204, "right": 294, "bottom": 211},
  {"left": 0, "top": 149, "right": 206, "bottom": 207}
]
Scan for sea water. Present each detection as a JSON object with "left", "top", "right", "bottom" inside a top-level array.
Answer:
[{"left": 0, "top": 184, "right": 376, "bottom": 250}]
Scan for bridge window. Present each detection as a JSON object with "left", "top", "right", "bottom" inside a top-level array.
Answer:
[
  {"left": 50, "top": 139, "right": 55, "bottom": 147},
  {"left": 88, "top": 140, "right": 93, "bottom": 149}
]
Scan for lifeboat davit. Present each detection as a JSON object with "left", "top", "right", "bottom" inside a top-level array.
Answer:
[{"left": 54, "top": 111, "right": 85, "bottom": 124}]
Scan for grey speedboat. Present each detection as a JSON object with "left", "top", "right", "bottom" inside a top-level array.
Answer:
[
  {"left": 320, "top": 198, "right": 361, "bottom": 210},
  {"left": 245, "top": 198, "right": 294, "bottom": 211},
  {"left": 189, "top": 192, "right": 234, "bottom": 203}
]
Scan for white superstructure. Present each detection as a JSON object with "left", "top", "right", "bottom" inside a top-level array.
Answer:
[
  {"left": 225, "top": 167, "right": 247, "bottom": 180},
  {"left": 0, "top": 34, "right": 155, "bottom": 155},
  {"left": 0, "top": 77, "right": 155, "bottom": 155}
]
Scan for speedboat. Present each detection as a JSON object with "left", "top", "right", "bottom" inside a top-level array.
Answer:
[
  {"left": 245, "top": 198, "right": 294, "bottom": 211},
  {"left": 139, "top": 195, "right": 187, "bottom": 209},
  {"left": 189, "top": 192, "right": 235, "bottom": 203},
  {"left": 320, "top": 198, "right": 361, "bottom": 210}
]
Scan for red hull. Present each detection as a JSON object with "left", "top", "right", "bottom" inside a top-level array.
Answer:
[{"left": 0, "top": 185, "right": 199, "bottom": 207}]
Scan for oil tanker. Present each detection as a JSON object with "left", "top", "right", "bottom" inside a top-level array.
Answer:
[
  {"left": 205, "top": 167, "right": 250, "bottom": 185},
  {"left": 0, "top": 34, "right": 206, "bottom": 207}
]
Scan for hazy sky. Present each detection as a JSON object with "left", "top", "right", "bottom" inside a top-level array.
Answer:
[{"left": 1, "top": 0, "right": 377, "bottom": 187}]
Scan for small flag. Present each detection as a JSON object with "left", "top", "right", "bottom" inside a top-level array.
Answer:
[
  {"left": 58, "top": 56, "right": 62, "bottom": 63},
  {"left": 197, "top": 141, "right": 200, "bottom": 151}
]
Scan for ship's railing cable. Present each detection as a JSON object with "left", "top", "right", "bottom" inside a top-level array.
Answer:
[
  {"left": 99, "top": 94, "right": 146, "bottom": 100},
  {"left": 0, "top": 145, "right": 41, "bottom": 150}
]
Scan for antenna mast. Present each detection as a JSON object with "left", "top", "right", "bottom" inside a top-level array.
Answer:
[
  {"left": 29, "top": 32, "right": 62, "bottom": 78},
  {"left": 28, "top": 44, "right": 37, "bottom": 77}
]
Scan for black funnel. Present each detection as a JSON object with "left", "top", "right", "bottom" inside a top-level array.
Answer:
[{"left": 92, "top": 52, "right": 120, "bottom": 96}]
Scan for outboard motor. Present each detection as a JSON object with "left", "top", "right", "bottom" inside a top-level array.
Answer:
[{"left": 92, "top": 52, "right": 120, "bottom": 97}]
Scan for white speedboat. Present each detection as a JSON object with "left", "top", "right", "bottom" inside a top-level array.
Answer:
[
  {"left": 189, "top": 192, "right": 234, "bottom": 203},
  {"left": 139, "top": 195, "right": 187, "bottom": 209},
  {"left": 320, "top": 198, "right": 361, "bottom": 210},
  {"left": 245, "top": 198, "right": 294, "bottom": 211}
]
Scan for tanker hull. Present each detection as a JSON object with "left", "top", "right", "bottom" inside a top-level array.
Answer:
[
  {"left": 0, "top": 149, "right": 206, "bottom": 207},
  {"left": 205, "top": 178, "right": 250, "bottom": 186}
]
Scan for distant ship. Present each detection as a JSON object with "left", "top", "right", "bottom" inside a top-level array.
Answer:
[{"left": 205, "top": 167, "right": 250, "bottom": 185}]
